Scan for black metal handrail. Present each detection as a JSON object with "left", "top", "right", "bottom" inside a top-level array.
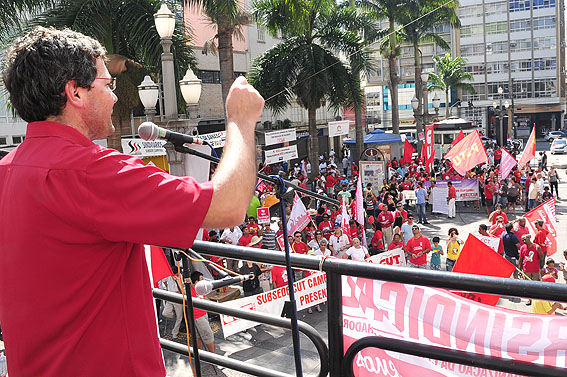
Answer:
[
  {"left": 153, "top": 288, "right": 329, "bottom": 377},
  {"left": 188, "top": 240, "right": 567, "bottom": 377}
]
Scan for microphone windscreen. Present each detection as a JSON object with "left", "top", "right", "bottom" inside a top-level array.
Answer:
[
  {"left": 138, "top": 122, "right": 157, "bottom": 141},
  {"left": 194, "top": 280, "right": 213, "bottom": 296}
]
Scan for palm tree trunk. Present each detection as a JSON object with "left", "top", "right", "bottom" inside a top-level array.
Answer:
[
  {"left": 445, "top": 89, "right": 450, "bottom": 119},
  {"left": 413, "top": 44, "right": 423, "bottom": 155},
  {"left": 107, "top": 114, "right": 124, "bottom": 152},
  {"left": 218, "top": 26, "right": 235, "bottom": 118},
  {"left": 388, "top": 16, "right": 400, "bottom": 135},
  {"left": 355, "top": 105, "right": 364, "bottom": 165},
  {"left": 308, "top": 106, "right": 319, "bottom": 179}
]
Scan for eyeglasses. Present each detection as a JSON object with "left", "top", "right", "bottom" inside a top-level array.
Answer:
[{"left": 95, "top": 77, "right": 116, "bottom": 91}]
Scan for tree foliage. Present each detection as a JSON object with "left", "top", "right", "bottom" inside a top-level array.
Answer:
[{"left": 429, "top": 53, "right": 474, "bottom": 118}]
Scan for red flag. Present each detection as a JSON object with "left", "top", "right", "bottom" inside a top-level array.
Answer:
[
  {"left": 150, "top": 246, "right": 174, "bottom": 288},
  {"left": 354, "top": 176, "right": 364, "bottom": 225},
  {"left": 517, "top": 126, "right": 536, "bottom": 169},
  {"left": 498, "top": 148, "right": 517, "bottom": 181},
  {"left": 443, "top": 130, "right": 488, "bottom": 176},
  {"left": 424, "top": 125, "right": 435, "bottom": 173},
  {"left": 452, "top": 234, "right": 516, "bottom": 306},
  {"left": 341, "top": 200, "right": 350, "bottom": 238},
  {"left": 256, "top": 178, "right": 266, "bottom": 193},
  {"left": 452, "top": 130, "right": 464, "bottom": 146},
  {"left": 525, "top": 198, "right": 557, "bottom": 256},
  {"left": 400, "top": 139, "right": 415, "bottom": 164},
  {"left": 287, "top": 193, "right": 311, "bottom": 234}
]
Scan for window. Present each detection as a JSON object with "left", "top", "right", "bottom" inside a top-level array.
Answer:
[
  {"left": 461, "top": 25, "right": 483, "bottom": 37},
  {"left": 487, "top": 41, "right": 508, "bottom": 54},
  {"left": 513, "top": 80, "right": 532, "bottom": 98},
  {"left": 533, "top": 16, "right": 555, "bottom": 30},
  {"left": 486, "top": 61, "right": 509, "bottom": 74},
  {"left": 516, "top": 59, "right": 532, "bottom": 72},
  {"left": 12, "top": 135, "right": 24, "bottom": 144},
  {"left": 509, "top": 0, "right": 531, "bottom": 12},
  {"left": 487, "top": 82, "right": 508, "bottom": 99},
  {"left": 200, "top": 70, "right": 220, "bottom": 84},
  {"left": 533, "top": 79, "right": 556, "bottom": 97},
  {"left": 234, "top": 72, "right": 247, "bottom": 79},
  {"left": 0, "top": 137, "right": 6, "bottom": 145},
  {"left": 532, "top": 0, "right": 555, "bottom": 9},
  {"left": 459, "top": 5, "right": 483, "bottom": 18},
  {"left": 533, "top": 57, "right": 556, "bottom": 71},
  {"left": 485, "top": 1, "right": 507, "bottom": 16},
  {"left": 257, "top": 25, "right": 265, "bottom": 42},
  {"left": 533, "top": 36, "right": 556, "bottom": 50},
  {"left": 486, "top": 21, "right": 508, "bottom": 35},
  {"left": 464, "top": 107, "right": 484, "bottom": 127},
  {"left": 510, "top": 19, "right": 531, "bottom": 33},
  {"left": 509, "top": 39, "right": 531, "bottom": 52},
  {"left": 465, "top": 64, "right": 486, "bottom": 75},
  {"left": 463, "top": 83, "right": 486, "bottom": 101},
  {"left": 460, "top": 43, "right": 485, "bottom": 56},
  {"left": 366, "top": 92, "right": 380, "bottom": 106}
]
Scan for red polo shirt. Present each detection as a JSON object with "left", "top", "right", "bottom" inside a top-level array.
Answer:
[
  {"left": 0, "top": 122, "right": 213, "bottom": 377},
  {"left": 406, "top": 235, "right": 431, "bottom": 265},
  {"left": 448, "top": 185, "right": 456, "bottom": 200}
]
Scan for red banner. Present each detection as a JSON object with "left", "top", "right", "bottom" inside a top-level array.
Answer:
[
  {"left": 452, "top": 234, "right": 516, "bottom": 306},
  {"left": 444, "top": 130, "right": 488, "bottom": 176},
  {"left": 498, "top": 148, "right": 517, "bottom": 181},
  {"left": 525, "top": 198, "right": 557, "bottom": 256},
  {"left": 149, "top": 246, "right": 173, "bottom": 288},
  {"left": 400, "top": 139, "right": 415, "bottom": 165},
  {"left": 287, "top": 193, "right": 310, "bottom": 235},
  {"left": 452, "top": 129, "right": 465, "bottom": 146},
  {"left": 342, "top": 276, "right": 567, "bottom": 377},
  {"left": 425, "top": 125, "right": 435, "bottom": 173},
  {"left": 518, "top": 126, "right": 536, "bottom": 170}
]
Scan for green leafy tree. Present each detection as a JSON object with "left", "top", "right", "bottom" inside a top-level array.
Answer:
[
  {"left": 3, "top": 0, "right": 195, "bottom": 151},
  {"left": 428, "top": 53, "right": 474, "bottom": 119},
  {"left": 249, "top": 0, "right": 371, "bottom": 177},
  {"left": 183, "top": 0, "right": 249, "bottom": 114},
  {"left": 397, "top": 0, "right": 460, "bottom": 150}
]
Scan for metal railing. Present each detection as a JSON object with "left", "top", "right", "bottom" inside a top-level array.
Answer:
[{"left": 156, "top": 240, "right": 567, "bottom": 377}]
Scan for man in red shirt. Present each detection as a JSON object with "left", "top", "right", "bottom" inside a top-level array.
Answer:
[
  {"left": 484, "top": 179, "right": 494, "bottom": 215},
  {"left": 318, "top": 213, "right": 334, "bottom": 239},
  {"left": 377, "top": 204, "right": 394, "bottom": 246},
  {"left": 488, "top": 204, "right": 508, "bottom": 224},
  {"left": 325, "top": 171, "right": 337, "bottom": 196},
  {"left": 447, "top": 181, "right": 457, "bottom": 218},
  {"left": 533, "top": 219, "right": 550, "bottom": 268},
  {"left": 0, "top": 27, "right": 264, "bottom": 377},
  {"left": 406, "top": 225, "right": 431, "bottom": 268},
  {"left": 393, "top": 202, "right": 408, "bottom": 222},
  {"left": 291, "top": 231, "right": 309, "bottom": 254},
  {"left": 519, "top": 234, "right": 543, "bottom": 282},
  {"left": 246, "top": 216, "right": 262, "bottom": 236},
  {"left": 513, "top": 217, "right": 530, "bottom": 245},
  {"left": 238, "top": 226, "right": 254, "bottom": 247}
]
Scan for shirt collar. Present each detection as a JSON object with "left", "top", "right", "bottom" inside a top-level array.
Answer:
[{"left": 26, "top": 121, "right": 94, "bottom": 147}]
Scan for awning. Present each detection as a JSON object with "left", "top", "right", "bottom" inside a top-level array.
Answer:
[{"left": 343, "top": 129, "right": 403, "bottom": 145}]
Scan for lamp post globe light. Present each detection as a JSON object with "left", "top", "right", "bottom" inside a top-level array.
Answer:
[
  {"left": 138, "top": 75, "right": 159, "bottom": 122},
  {"left": 431, "top": 93, "right": 441, "bottom": 118},
  {"left": 179, "top": 68, "right": 202, "bottom": 106}
]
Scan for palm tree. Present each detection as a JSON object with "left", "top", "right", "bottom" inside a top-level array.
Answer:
[
  {"left": 397, "top": 0, "right": 460, "bottom": 150},
  {"left": 249, "top": 0, "right": 371, "bottom": 178},
  {"left": 359, "top": 0, "right": 407, "bottom": 134},
  {"left": 4, "top": 0, "right": 195, "bottom": 151},
  {"left": 428, "top": 53, "right": 474, "bottom": 119},
  {"left": 183, "top": 0, "right": 249, "bottom": 114}
]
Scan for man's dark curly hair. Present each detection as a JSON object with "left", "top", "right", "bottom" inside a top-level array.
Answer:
[{"left": 2, "top": 27, "right": 106, "bottom": 122}]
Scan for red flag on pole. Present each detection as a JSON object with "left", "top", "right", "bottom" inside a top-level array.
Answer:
[
  {"left": 400, "top": 139, "right": 415, "bottom": 164},
  {"left": 517, "top": 126, "right": 536, "bottom": 170},
  {"left": 424, "top": 125, "right": 435, "bottom": 173},
  {"left": 452, "top": 130, "right": 465, "bottom": 146},
  {"left": 150, "top": 246, "right": 174, "bottom": 288},
  {"left": 498, "top": 148, "right": 517, "bottom": 181},
  {"left": 525, "top": 198, "right": 557, "bottom": 256},
  {"left": 287, "top": 193, "right": 311, "bottom": 235},
  {"left": 443, "top": 130, "right": 488, "bottom": 176},
  {"left": 452, "top": 234, "right": 516, "bottom": 306}
]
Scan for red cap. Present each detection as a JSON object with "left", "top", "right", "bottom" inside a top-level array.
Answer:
[{"left": 542, "top": 274, "right": 556, "bottom": 283}]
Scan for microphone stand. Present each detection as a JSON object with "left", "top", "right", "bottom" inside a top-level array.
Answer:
[{"left": 172, "top": 141, "right": 339, "bottom": 377}]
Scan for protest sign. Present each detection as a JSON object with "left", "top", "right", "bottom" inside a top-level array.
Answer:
[
  {"left": 525, "top": 198, "right": 557, "bottom": 256},
  {"left": 343, "top": 276, "right": 567, "bottom": 377},
  {"left": 256, "top": 207, "right": 270, "bottom": 224},
  {"left": 366, "top": 248, "right": 406, "bottom": 266},
  {"left": 425, "top": 179, "right": 479, "bottom": 201},
  {"left": 221, "top": 272, "right": 327, "bottom": 337},
  {"left": 265, "top": 129, "right": 296, "bottom": 146}
]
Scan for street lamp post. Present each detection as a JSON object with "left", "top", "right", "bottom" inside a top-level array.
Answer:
[
  {"left": 431, "top": 93, "right": 441, "bottom": 119},
  {"left": 154, "top": 4, "right": 177, "bottom": 120},
  {"left": 138, "top": 75, "right": 159, "bottom": 122},
  {"left": 492, "top": 87, "right": 509, "bottom": 147},
  {"left": 421, "top": 71, "right": 430, "bottom": 124}
]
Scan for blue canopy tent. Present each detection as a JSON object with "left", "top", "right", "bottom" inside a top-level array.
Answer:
[{"left": 343, "top": 129, "right": 403, "bottom": 145}]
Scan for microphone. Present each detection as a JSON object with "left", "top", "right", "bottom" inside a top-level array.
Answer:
[
  {"left": 194, "top": 274, "right": 254, "bottom": 296},
  {"left": 138, "top": 122, "right": 204, "bottom": 145}
]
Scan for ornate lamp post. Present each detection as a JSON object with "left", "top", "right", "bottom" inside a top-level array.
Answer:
[
  {"left": 154, "top": 4, "right": 177, "bottom": 120},
  {"left": 137, "top": 75, "right": 159, "bottom": 122}
]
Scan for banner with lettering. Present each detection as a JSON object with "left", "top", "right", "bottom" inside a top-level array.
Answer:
[
  {"left": 220, "top": 272, "right": 327, "bottom": 337},
  {"left": 424, "top": 179, "right": 480, "bottom": 201},
  {"left": 342, "top": 276, "right": 567, "bottom": 377},
  {"left": 366, "top": 248, "right": 406, "bottom": 266},
  {"left": 524, "top": 198, "right": 557, "bottom": 256}
]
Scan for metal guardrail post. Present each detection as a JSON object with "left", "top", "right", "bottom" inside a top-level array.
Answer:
[{"left": 326, "top": 271, "right": 343, "bottom": 377}]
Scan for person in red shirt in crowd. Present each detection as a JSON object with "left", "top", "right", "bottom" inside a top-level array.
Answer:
[
  {"left": 190, "top": 272, "right": 216, "bottom": 353},
  {"left": 406, "top": 225, "right": 431, "bottom": 269},
  {"left": 391, "top": 157, "right": 399, "bottom": 169},
  {"left": 489, "top": 216, "right": 506, "bottom": 237},
  {"left": 488, "top": 204, "right": 508, "bottom": 224},
  {"left": 377, "top": 203, "right": 394, "bottom": 245},
  {"left": 388, "top": 233, "right": 405, "bottom": 251},
  {"left": 271, "top": 263, "right": 288, "bottom": 289},
  {"left": 238, "top": 226, "right": 254, "bottom": 247},
  {"left": 370, "top": 222, "right": 384, "bottom": 255},
  {"left": 348, "top": 219, "right": 360, "bottom": 241},
  {"left": 318, "top": 213, "right": 334, "bottom": 239},
  {"left": 494, "top": 148, "right": 502, "bottom": 165},
  {"left": 246, "top": 216, "right": 262, "bottom": 236},
  {"left": 393, "top": 202, "right": 408, "bottom": 223},
  {"left": 519, "top": 233, "right": 543, "bottom": 307},
  {"left": 447, "top": 181, "right": 457, "bottom": 219},
  {"left": 330, "top": 204, "right": 340, "bottom": 224},
  {"left": 513, "top": 217, "right": 530, "bottom": 245},
  {"left": 291, "top": 231, "right": 309, "bottom": 254},
  {"left": 533, "top": 219, "right": 550, "bottom": 267},
  {"left": 401, "top": 177, "right": 412, "bottom": 190},
  {"left": 484, "top": 178, "right": 495, "bottom": 215},
  {"left": 325, "top": 171, "right": 338, "bottom": 196}
]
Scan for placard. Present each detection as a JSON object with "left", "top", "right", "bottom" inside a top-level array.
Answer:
[
  {"left": 359, "top": 161, "right": 385, "bottom": 196},
  {"left": 256, "top": 207, "right": 270, "bottom": 224},
  {"left": 198, "top": 130, "right": 226, "bottom": 148},
  {"left": 121, "top": 138, "right": 166, "bottom": 157},
  {"left": 328, "top": 120, "right": 350, "bottom": 137},
  {"left": 264, "top": 145, "right": 298, "bottom": 164},
  {"left": 366, "top": 247, "right": 406, "bottom": 266},
  {"left": 265, "top": 129, "right": 297, "bottom": 146}
]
